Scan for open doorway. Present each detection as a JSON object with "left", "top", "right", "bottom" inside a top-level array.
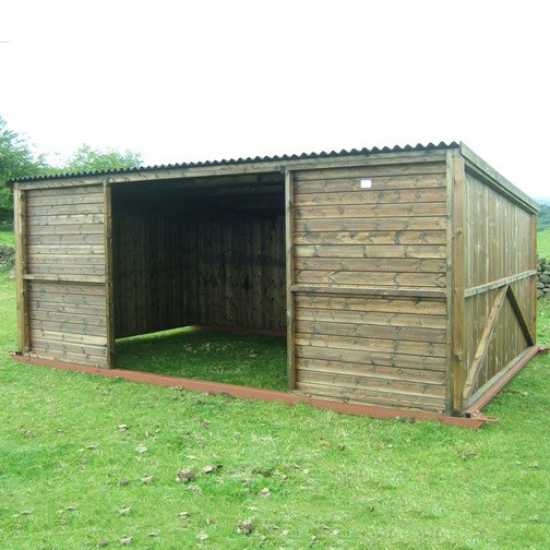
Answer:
[{"left": 110, "top": 172, "right": 287, "bottom": 389}]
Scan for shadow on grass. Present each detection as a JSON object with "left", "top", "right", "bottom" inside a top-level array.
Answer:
[{"left": 113, "top": 326, "right": 288, "bottom": 391}]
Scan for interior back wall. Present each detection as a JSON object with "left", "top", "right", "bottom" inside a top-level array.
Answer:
[{"left": 112, "top": 185, "right": 286, "bottom": 338}]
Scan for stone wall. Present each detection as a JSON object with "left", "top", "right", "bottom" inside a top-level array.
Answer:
[{"left": 537, "top": 257, "right": 550, "bottom": 298}]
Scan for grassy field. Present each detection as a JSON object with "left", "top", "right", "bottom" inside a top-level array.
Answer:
[
  {"left": 537, "top": 227, "right": 550, "bottom": 259},
  {"left": 0, "top": 225, "right": 15, "bottom": 247},
  {"left": 116, "top": 328, "right": 287, "bottom": 391},
  {"left": 1, "top": 265, "right": 550, "bottom": 547}
]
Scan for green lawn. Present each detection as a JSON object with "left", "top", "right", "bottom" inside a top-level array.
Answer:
[
  {"left": 1, "top": 243, "right": 550, "bottom": 547},
  {"left": 0, "top": 225, "right": 14, "bottom": 247},
  {"left": 537, "top": 227, "right": 550, "bottom": 259},
  {"left": 116, "top": 329, "right": 287, "bottom": 391}
]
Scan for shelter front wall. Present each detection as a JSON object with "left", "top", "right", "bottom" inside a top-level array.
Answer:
[
  {"left": 462, "top": 170, "right": 536, "bottom": 397},
  {"left": 291, "top": 161, "right": 449, "bottom": 411},
  {"left": 25, "top": 184, "right": 108, "bottom": 366},
  {"left": 112, "top": 188, "right": 285, "bottom": 338}
]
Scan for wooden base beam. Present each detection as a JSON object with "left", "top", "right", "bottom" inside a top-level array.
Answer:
[
  {"left": 464, "top": 345, "right": 543, "bottom": 415},
  {"left": 11, "top": 352, "right": 487, "bottom": 429}
]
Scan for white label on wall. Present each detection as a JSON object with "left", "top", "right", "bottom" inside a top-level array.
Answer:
[{"left": 360, "top": 178, "right": 372, "bottom": 189}]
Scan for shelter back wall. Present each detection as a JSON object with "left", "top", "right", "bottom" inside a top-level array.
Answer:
[{"left": 112, "top": 185, "right": 286, "bottom": 338}]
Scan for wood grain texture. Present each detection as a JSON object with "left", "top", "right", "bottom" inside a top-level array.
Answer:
[
  {"left": 460, "top": 159, "right": 537, "bottom": 403},
  {"left": 111, "top": 184, "right": 286, "bottom": 338},
  {"left": 291, "top": 162, "right": 449, "bottom": 412},
  {"left": 24, "top": 185, "right": 109, "bottom": 367}
]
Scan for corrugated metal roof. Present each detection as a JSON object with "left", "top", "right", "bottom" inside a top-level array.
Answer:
[{"left": 7, "top": 141, "right": 459, "bottom": 183}]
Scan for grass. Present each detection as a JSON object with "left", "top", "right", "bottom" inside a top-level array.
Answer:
[
  {"left": 116, "top": 328, "right": 287, "bottom": 391},
  {"left": 537, "top": 227, "right": 550, "bottom": 259},
  {"left": 0, "top": 224, "right": 14, "bottom": 247},
  {"left": 1, "top": 233, "right": 550, "bottom": 547}
]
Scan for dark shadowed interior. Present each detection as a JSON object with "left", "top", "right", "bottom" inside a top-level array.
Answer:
[{"left": 111, "top": 172, "right": 286, "bottom": 339}]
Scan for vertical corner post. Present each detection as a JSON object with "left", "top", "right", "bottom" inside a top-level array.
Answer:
[
  {"left": 285, "top": 169, "right": 296, "bottom": 390},
  {"left": 103, "top": 182, "right": 115, "bottom": 367},
  {"left": 14, "top": 186, "right": 30, "bottom": 353},
  {"left": 448, "top": 150, "right": 466, "bottom": 414}
]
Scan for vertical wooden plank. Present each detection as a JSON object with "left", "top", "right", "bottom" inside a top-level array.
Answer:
[
  {"left": 14, "top": 186, "right": 30, "bottom": 353},
  {"left": 285, "top": 170, "right": 296, "bottom": 390},
  {"left": 449, "top": 151, "right": 466, "bottom": 413},
  {"left": 530, "top": 214, "right": 537, "bottom": 341},
  {"left": 103, "top": 183, "right": 114, "bottom": 367}
]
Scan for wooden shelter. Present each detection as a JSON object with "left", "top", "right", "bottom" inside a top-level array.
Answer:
[{"left": 9, "top": 142, "right": 539, "bottom": 416}]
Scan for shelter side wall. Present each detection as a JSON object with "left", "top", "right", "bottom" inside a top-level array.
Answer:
[
  {"left": 112, "top": 199, "right": 285, "bottom": 338},
  {"left": 291, "top": 161, "right": 449, "bottom": 412},
  {"left": 23, "top": 185, "right": 109, "bottom": 366},
  {"left": 460, "top": 167, "right": 537, "bottom": 406}
]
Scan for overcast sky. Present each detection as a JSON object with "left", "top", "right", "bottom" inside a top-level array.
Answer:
[{"left": 1, "top": 1, "right": 548, "bottom": 198}]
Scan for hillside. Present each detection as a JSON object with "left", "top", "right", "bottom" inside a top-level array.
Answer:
[
  {"left": 538, "top": 227, "right": 550, "bottom": 259},
  {"left": 538, "top": 204, "right": 550, "bottom": 230}
]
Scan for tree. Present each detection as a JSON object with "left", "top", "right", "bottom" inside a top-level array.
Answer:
[
  {"left": 63, "top": 144, "right": 142, "bottom": 173},
  {"left": 0, "top": 116, "right": 47, "bottom": 220}
]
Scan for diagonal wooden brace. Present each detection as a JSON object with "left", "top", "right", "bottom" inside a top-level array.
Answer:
[
  {"left": 506, "top": 285, "right": 535, "bottom": 346},
  {"left": 462, "top": 285, "right": 508, "bottom": 400}
]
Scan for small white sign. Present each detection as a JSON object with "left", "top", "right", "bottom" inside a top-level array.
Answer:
[{"left": 360, "top": 178, "right": 372, "bottom": 189}]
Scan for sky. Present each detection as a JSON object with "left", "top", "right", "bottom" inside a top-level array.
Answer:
[{"left": 1, "top": 0, "right": 549, "bottom": 198}]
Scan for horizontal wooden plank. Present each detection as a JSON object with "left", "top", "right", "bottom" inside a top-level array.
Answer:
[
  {"left": 296, "top": 307, "right": 446, "bottom": 329},
  {"left": 294, "top": 163, "right": 446, "bottom": 182},
  {"left": 296, "top": 319, "right": 446, "bottom": 344},
  {"left": 295, "top": 217, "right": 447, "bottom": 232},
  {"left": 30, "top": 309, "right": 106, "bottom": 326},
  {"left": 295, "top": 294, "right": 447, "bottom": 315},
  {"left": 28, "top": 264, "right": 105, "bottom": 276},
  {"left": 295, "top": 271, "right": 447, "bottom": 287},
  {"left": 294, "top": 174, "right": 446, "bottom": 193},
  {"left": 29, "top": 319, "right": 107, "bottom": 337},
  {"left": 464, "top": 270, "right": 537, "bottom": 298},
  {"left": 28, "top": 223, "right": 104, "bottom": 235},
  {"left": 28, "top": 185, "right": 104, "bottom": 197},
  {"left": 24, "top": 274, "right": 105, "bottom": 284},
  {"left": 28, "top": 347, "right": 108, "bottom": 367},
  {"left": 294, "top": 230, "right": 447, "bottom": 246},
  {"left": 296, "top": 244, "right": 446, "bottom": 259},
  {"left": 295, "top": 188, "right": 446, "bottom": 206},
  {"left": 28, "top": 203, "right": 104, "bottom": 216},
  {"left": 296, "top": 344, "right": 446, "bottom": 371},
  {"left": 291, "top": 285, "right": 447, "bottom": 299},
  {"left": 31, "top": 338, "right": 108, "bottom": 357},
  {"left": 30, "top": 329, "right": 107, "bottom": 346},
  {"left": 30, "top": 300, "right": 106, "bottom": 316},
  {"left": 27, "top": 214, "right": 105, "bottom": 226},
  {"left": 28, "top": 245, "right": 104, "bottom": 255},
  {"left": 295, "top": 333, "right": 447, "bottom": 358},
  {"left": 28, "top": 234, "right": 105, "bottom": 246},
  {"left": 29, "top": 292, "right": 106, "bottom": 307},
  {"left": 297, "top": 369, "right": 445, "bottom": 397},
  {"left": 295, "top": 257, "right": 446, "bottom": 273},
  {"left": 28, "top": 193, "right": 103, "bottom": 209},
  {"left": 29, "top": 254, "right": 106, "bottom": 265},
  {"left": 297, "top": 356, "right": 446, "bottom": 383},
  {"left": 296, "top": 381, "right": 444, "bottom": 412},
  {"left": 29, "top": 282, "right": 106, "bottom": 296},
  {"left": 295, "top": 203, "right": 447, "bottom": 220}
]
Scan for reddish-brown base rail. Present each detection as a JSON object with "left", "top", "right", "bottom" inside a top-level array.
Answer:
[{"left": 10, "top": 348, "right": 547, "bottom": 429}]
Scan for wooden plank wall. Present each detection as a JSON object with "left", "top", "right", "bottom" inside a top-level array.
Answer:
[
  {"left": 25, "top": 185, "right": 109, "bottom": 366},
  {"left": 112, "top": 185, "right": 286, "bottom": 338},
  {"left": 291, "top": 161, "right": 449, "bottom": 412},
  {"left": 462, "top": 169, "right": 536, "bottom": 398}
]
